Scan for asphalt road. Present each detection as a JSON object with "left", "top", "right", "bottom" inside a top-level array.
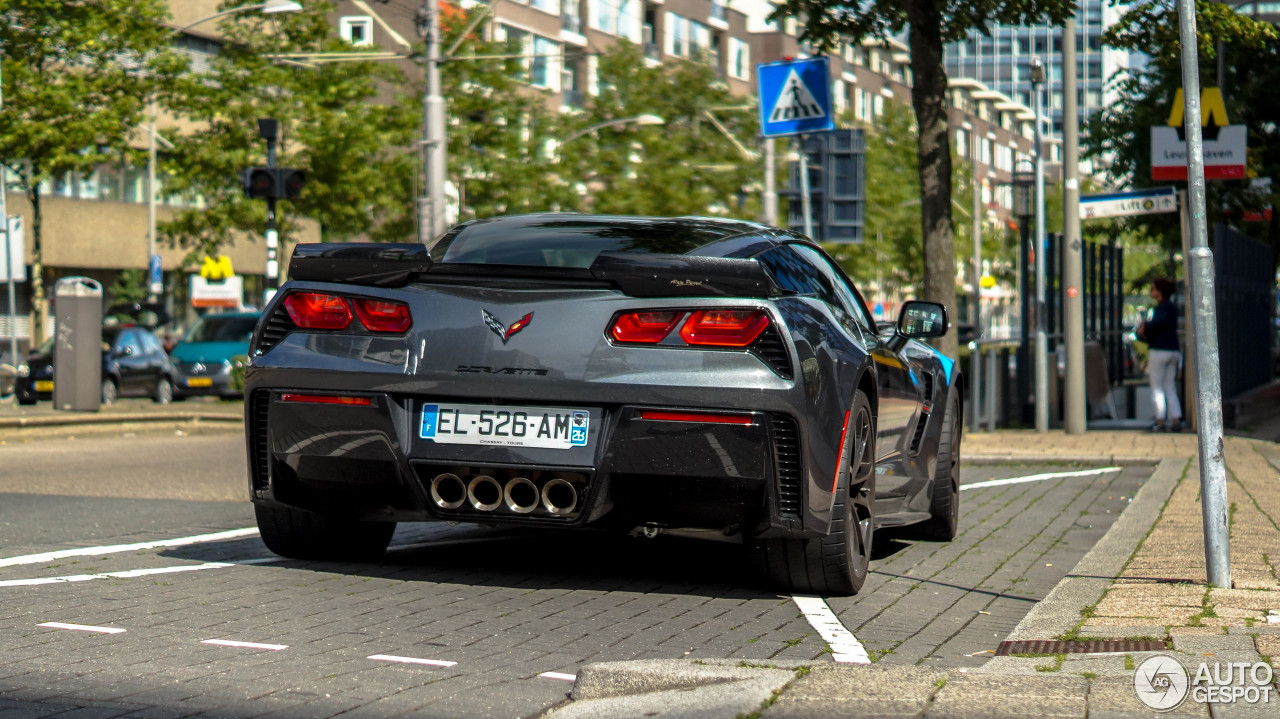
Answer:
[{"left": 0, "top": 429, "right": 1151, "bottom": 718}]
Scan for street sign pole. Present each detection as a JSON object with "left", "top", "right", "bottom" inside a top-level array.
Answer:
[
  {"left": 796, "top": 137, "right": 814, "bottom": 238},
  {"left": 762, "top": 138, "right": 777, "bottom": 226},
  {"left": 1063, "top": 15, "right": 1086, "bottom": 435},
  {"left": 1033, "top": 67, "right": 1049, "bottom": 433},
  {"left": 0, "top": 41, "right": 16, "bottom": 371},
  {"left": 1176, "top": 0, "right": 1231, "bottom": 589},
  {"left": 757, "top": 56, "right": 835, "bottom": 240}
]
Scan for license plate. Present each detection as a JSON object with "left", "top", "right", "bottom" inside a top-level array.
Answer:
[
  {"left": 420, "top": 403, "right": 590, "bottom": 450},
  {"left": 186, "top": 377, "right": 214, "bottom": 388},
  {"left": 35, "top": 381, "right": 53, "bottom": 392}
]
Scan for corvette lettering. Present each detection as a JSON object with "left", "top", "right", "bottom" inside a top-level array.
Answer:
[{"left": 455, "top": 366, "right": 549, "bottom": 376}]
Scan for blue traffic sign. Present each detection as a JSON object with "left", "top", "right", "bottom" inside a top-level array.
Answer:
[
  {"left": 148, "top": 254, "right": 163, "bottom": 291},
  {"left": 757, "top": 57, "right": 835, "bottom": 138}
]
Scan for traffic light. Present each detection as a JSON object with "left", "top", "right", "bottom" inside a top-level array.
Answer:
[{"left": 240, "top": 167, "right": 306, "bottom": 199}]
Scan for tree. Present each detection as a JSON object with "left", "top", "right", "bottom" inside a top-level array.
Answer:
[
  {"left": 160, "top": 0, "right": 421, "bottom": 258},
  {"left": 770, "top": 0, "right": 1076, "bottom": 357},
  {"left": 1085, "top": 0, "right": 1280, "bottom": 265},
  {"left": 0, "top": 0, "right": 183, "bottom": 342},
  {"left": 442, "top": 10, "right": 582, "bottom": 220},
  {"left": 560, "top": 43, "right": 761, "bottom": 218}
]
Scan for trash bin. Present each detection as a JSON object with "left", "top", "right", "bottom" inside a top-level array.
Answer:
[{"left": 53, "top": 277, "right": 103, "bottom": 412}]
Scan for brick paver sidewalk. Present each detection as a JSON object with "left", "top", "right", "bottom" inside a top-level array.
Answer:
[{"left": 966, "top": 428, "right": 1280, "bottom": 668}]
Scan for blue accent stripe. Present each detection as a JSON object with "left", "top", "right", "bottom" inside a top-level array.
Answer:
[{"left": 935, "top": 352, "right": 954, "bottom": 385}]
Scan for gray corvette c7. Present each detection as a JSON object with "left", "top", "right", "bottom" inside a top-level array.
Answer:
[{"left": 244, "top": 214, "right": 962, "bottom": 595}]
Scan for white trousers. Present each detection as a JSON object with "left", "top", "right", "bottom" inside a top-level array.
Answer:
[{"left": 1148, "top": 349, "right": 1182, "bottom": 422}]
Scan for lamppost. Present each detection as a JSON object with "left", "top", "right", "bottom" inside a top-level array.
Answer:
[
  {"left": 559, "top": 115, "right": 666, "bottom": 147},
  {"left": 1029, "top": 56, "right": 1049, "bottom": 433},
  {"left": 146, "top": 0, "right": 303, "bottom": 300}
]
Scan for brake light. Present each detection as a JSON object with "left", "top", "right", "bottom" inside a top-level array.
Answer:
[
  {"left": 610, "top": 311, "right": 682, "bottom": 344},
  {"left": 679, "top": 309, "right": 770, "bottom": 347},
  {"left": 283, "top": 292, "right": 352, "bottom": 330},
  {"left": 640, "top": 410, "right": 754, "bottom": 425},
  {"left": 279, "top": 393, "right": 373, "bottom": 406},
  {"left": 352, "top": 298, "right": 412, "bottom": 333}
]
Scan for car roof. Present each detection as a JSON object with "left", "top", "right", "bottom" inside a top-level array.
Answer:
[{"left": 428, "top": 213, "right": 796, "bottom": 264}]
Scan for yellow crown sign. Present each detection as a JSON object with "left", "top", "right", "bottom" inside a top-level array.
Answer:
[{"left": 200, "top": 255, "right": 235, "bottom": 281}]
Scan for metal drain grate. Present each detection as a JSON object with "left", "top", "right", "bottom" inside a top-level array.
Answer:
[{"left": 996, "top": 639, "right": 1169, "bottom": 656}]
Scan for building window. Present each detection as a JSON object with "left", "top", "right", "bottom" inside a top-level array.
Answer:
[
  {"left": 729, "top": 37, "right": 749, "bottom": 80},
  {"left": 339, "top": 16, "right": 373, "bottom": 47},
  {"left": 531, "top": 0, "right": 557, "bottom": 14},
  {"left": 531, "top": 35, "right": 558, "bottom": 88}
]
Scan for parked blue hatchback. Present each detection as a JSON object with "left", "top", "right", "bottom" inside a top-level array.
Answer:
[{"left": 170, "top": 311, "right": 260, "bottom": 399}]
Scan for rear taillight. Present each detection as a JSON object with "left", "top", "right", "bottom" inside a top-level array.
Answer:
[
  {"left": 679, "top": 309, "right": 770, "bottom": 347},
  {"left": 610, "top": 311, "right": 682, "bottom": 344},
  {"left": 640, "top": 410, "right": 754, "bottom": 425},
  {"left": 279, "top": 393, "right": 373, "bottom": 406},
  {"left": 283, "top": 292, "right": 352, "bottom": 330},
  {"left": 352, "top": 298, "right": 412, "bottom": 333}
]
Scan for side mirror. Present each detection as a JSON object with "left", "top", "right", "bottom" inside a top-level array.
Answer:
[
  {"left": 116, "top": 346, "right": 133, "bottom": 357},
  {"left": 897, "top": 301, "right": 949, "bottom": 339}
]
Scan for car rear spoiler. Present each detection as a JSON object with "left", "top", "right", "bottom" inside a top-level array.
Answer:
[
  {"left": 287, "top": 244, "right": 779, "bottom": 298},
  {"left": 587, "top": 253, "right": 777, "bottom": 298}
]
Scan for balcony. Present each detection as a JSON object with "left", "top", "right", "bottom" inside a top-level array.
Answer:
[
  {"left": 562, "top": 88, "right": 584, "bottom": 108},
  {"left": 644, "top": 42, "right": 660, "bottom": 60},
  {"left": 561, "top": 13, "right": 581, "bottom": 33}
]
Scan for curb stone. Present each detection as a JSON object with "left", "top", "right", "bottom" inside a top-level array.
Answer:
[{"left": 0, "top": 411, "right": 241, "bottom": 428}]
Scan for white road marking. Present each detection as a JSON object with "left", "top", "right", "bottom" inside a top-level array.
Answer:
[
  {"left": 0, "top": 558, "right": 283, "bottom": 588},
  {"left": 791, "top": 595, "right": 870, "bottom": 664},
  {"left": 539, "top": 672, "right": 577, "bottom": 681},
  {"left": 38, "top": 622, "right": 126, "bottom": 634},
  {"left": 202, "top": 639, "right": 287, "bottom": 651},
  {"left": 960, "top": 467, "right": 1122, "bottom": 491},
  {"left": 368, "top": 654, "right": 457, "bottom": 667},
  {"left": 0, "top": 528, "right": 259, "bottom": 569}
]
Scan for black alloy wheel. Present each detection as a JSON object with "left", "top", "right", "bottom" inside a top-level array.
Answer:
[
  {"left": 753, "top": 389, "right": 876, "bottom": 596},
  {"left": 153, "top": 377, "right": 173, "bottom": 405},
  {"left": 101, "top": 378, "right": 118, "bottom": 406}
]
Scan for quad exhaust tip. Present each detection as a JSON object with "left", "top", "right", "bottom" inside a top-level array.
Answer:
[
  {"left": 467, "top": 475, "right": 503, "bottom": 512},
  {"left": 541, "top": 478, "right": 578, "bottom": 516},
  {"left": 504, "top": 477, "right": 540, "bottom": 514},
  {"left": 429, "top": 473, "right": 466, "bottom": 510}
]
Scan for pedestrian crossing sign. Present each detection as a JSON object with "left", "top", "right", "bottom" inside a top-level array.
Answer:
[{"left": 757, "top": 57, "right": 835, "bottom": 138}]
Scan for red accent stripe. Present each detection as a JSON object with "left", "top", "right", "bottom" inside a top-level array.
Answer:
[
  {"left": 639, "top": 410, "right": 754, "bottom": 425},
  {"left": 832, "top": 408, "right": 851, "bottom": 493},
  {"left": 278, "top": 393, "right": 373, "bottom": 406}
]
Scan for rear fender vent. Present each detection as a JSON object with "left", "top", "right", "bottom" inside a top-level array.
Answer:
[
  {"left": 255, "top": 305, "right": 297, "bottom": 355},
  {"left": 769, "top": 414, "right": 802, "bottom": 518},
  {"left": 250, "top": 390, "right": 272, "bottom": 490},
  {"left": 751, "top": 325, "right": 793, "bottom": 379},
  {"left": 908, "top": 410, "right": 930, "bottom": 456}
]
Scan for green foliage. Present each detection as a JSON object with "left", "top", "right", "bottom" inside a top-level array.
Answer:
[
  {"left": 444, "top": 15, "right": 580, "bottom": 219},
  {"left": 160, "top": 0, "right": 420, "bottom": 257},
  {"left": 1086, "top": 0, "right": 1280, "bottom": 266},
  {"left": 769, "top": 0, "right": 1076, "bottom": 48},
  {"left": 562, "top": 43, "right": 760, "bottom": 218},
  {"left": 108, "top": 269, "right": 148, "bottom": 306}
]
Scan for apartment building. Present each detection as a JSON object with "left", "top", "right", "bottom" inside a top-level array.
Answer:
[{"left": 944, "top": 0, "right": 1134, "bottom": 171}]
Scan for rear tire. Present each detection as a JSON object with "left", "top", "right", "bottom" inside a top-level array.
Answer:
[
  {"left": 917, "top": 391, "right": 960, "bottom": 541},
  {"left": 255, "top": 505, "right": 395, "bottom": 562},
  {"left": 153, "top": 378, "right": 173, "bottom": 405},
  {"left": 752, "top": 389, "right": 875, "bottom": 596}
]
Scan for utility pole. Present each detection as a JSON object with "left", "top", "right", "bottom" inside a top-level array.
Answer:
[
  {"left": 762, "top": 138, "right": 777, "bottom": 226},
  {"left": 420, "top": 0, "right": 447, "bottom": 243},
  {"left": 1063, "top": 16, "right": 1086, "bottom": 434},
  {"left": 796, "top": 137, "right": 813, "bottom": 238},
  {"left": 1031, "top": 57, "right": 1049, "bottom": 433},
  {"left": 259, "top": 118, "right": 280, "bottom": 288},
  {"left": 1175, "top": 0, "right": 1231, "bottom": 588},
  {"left": 0, "top": 39, "right": 16, "bottom": 372},
  {"left": 970, "top": 126, "right": 983, "bottom": 432}
]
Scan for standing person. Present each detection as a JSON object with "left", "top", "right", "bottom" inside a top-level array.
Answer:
[{"left": 1139, "top": 278, "right": 1182, "bottom": 432}]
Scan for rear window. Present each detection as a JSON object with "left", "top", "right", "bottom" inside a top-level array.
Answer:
[
  {"left": 185, "top": 316, "right": 258, "bottom": 344},
  {"left": 428, "top": 215, "right": 754, "bottom": 268}
]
